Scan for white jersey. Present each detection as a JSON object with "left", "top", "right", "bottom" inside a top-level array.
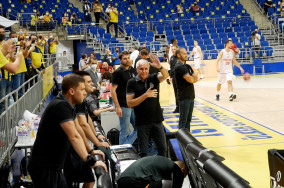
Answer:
[
  {"left": 219, "top": 49, "right": 234, "bottom": 74},
  {"left": 193, "top": 46, "right": 201, "bottom": 59}
]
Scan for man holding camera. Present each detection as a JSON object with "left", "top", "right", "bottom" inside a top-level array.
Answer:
[{"left": 251, "top": 29, "right": 261, "bottom": 58}]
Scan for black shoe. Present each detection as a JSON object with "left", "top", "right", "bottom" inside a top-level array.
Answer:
[
  {"left": 173, "top": 108, "right": 179, "bottom": 113},
  {"left": 229, "top": 94, "right": 236, "bottom": 101},
  {"left": 216, "top": 94, "right": 220, "bottom": 101}
]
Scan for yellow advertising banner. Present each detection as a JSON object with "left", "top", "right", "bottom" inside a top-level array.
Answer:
[{"left": 42, "top": 65, "right": 54, "bottom": 98}]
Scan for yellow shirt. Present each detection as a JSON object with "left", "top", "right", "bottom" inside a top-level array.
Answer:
[
  {"left": 49, "top": 40, "right": 57, "bottom": 54},
  {"left": 0, "top": 50, "right": 8, "bottom": 69},
  {"left": 31, "top": 46, "right": 43, "bottom": 69},
  {"left": 37, "top": 39, "right": 46, "bottom": 54},
  {"left": 44, "top": 14, "right": 52, "bottom": 22},
  {"left": 110, "top": 9, "right": 118, "bottom": 23},
  {"left": 16, "top": 56, "right": 27, "bottom": 74},
  {"left": 94, "top": 4, "right": 103, "bottom": 12}
]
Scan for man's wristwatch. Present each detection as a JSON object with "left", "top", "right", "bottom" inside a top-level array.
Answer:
[
  {"left": 159, "top": 66, "right": 163, "bottom": 70},
  {"left": 88, "top": 149, "right": 94, "bottom": 154}
]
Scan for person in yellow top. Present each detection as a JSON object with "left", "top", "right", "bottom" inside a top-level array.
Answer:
[
  {"left": 12, "top": 37, "right": 35, "bottom": 98},
  {"left": 106, "top": 4, "right": 119, "bottom": 38},
  {"left": 0, "top": 39, "right": 23, "bottom": 114},
  {"left": 43, "top": 11, "right": 54, "bottom": 30},
  {"left": 37, "top": 34, "right": 46, "bottom": 54},
  {"left": 93, "top": 1, "right": 104, "bottom": 25},
  {"left": 29, "top": 34, "right": 45, "bottom": 73},
  {"left": 48, "top": 33, "right": 59, "bottom": 64}
]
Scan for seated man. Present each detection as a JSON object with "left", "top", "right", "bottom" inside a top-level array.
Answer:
[
  {"left": 118, "top": 156, "right": 188, "bottom": 188},
  {"left": 189, "top": 2, "right": 200, "bottom": 16},
  {"left": 100, "top": 61, "right": 114, "bottom": 74}
]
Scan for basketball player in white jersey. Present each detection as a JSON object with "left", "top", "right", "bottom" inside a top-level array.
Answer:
[
  {"left": 166, "top": 38, "right": 178, "bottom": 84},
  {"left": 216, "top": 40, "right": 244, "bottom": 101},
  {"left": 189, "top": 40, "right": 204, "bottom": 79}
]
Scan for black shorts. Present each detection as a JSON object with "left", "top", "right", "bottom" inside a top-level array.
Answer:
[
  {"left": 28, "top": 160, "right": 67, "bottom": 188},
  {"left": 64, "top": 147, "right": 95, "bottom": 184}
]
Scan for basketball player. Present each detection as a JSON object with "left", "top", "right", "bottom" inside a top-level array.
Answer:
[
  {"left": 216, "top": 40, "right": 244, "bottom": 101},
  {"left": 189, "top": 40, "right": 204, "bottom": 79},
  {"left": 166, "top": 38, "right": 178, "bottom": 84}
]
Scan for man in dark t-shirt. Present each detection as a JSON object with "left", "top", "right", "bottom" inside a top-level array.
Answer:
[
  {"left": 170, "top": 45, "right": 179, "bottom": 113},
  {"left": 174, "top": 48, "right": 198, "bottom": 130},
  {"left": 126, "top": 56, "right": 169, "bottom": 157},
  {"left": 111, "top": 51, "right": 137, "bottom": 144},
  {"left": 28, "top": 74, "right": 107, "bottom": 187},
  {"left": 118, "top": 156, "right": 187, "bottom": 188},
  {"left": 264, "top": 0, "right": 273, "bottom": 14}
]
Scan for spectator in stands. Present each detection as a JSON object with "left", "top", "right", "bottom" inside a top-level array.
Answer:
[
  {"left": 264, "top": 0, "right": 273, "bottom": 15},
  {"left": 103, "top": 49, "right": 113, "bottom": 66},
  {"left": 100, "top": 62, "right": 114, "bottom": 74},
  {"left": 105, "top": 3, "right": 113, "bottom": 17},
  {"left": 0, "top": 39, "right": 23, "bottom": 114},
  {"left": 28, "top": 74, "right": 107, "bottom": 187},
  {"left": 160, "top": 54, "right": 168, "bottom": 63},
  {"left": 93, "top": 1, "right": 104, "bottom": 25},
  {"left": 48, "top": 33, "right": 59, "bottom": 63},
  {"left": 83, "top": 1, "right": 92, "bottom": 22},
  {"left": 189, "top": 2, "right": 200, "bottom": 16},
  {"left": 118, "top": 156, "right": 188, "bottom": 188},
  {"left": 112, "top": 47, "right": 120, "bottom": 65},
  {"left": 251, "top": 29, "right": 261, "bottom": 58},
  {"left": 170, "top": 46, "right": 179, "bottom": 113},
  {"left": 177, "top": 3, "right": 184, "bottom": 15},
  {"left": 129, "top": 46, "right": 139, "bottom": 66},
  {"left": 0, "top": 25, "right": 5, "bottom": 45},
  {"left": 126, "top": 56, "right": 169, "bottom": 157},
  {"left": 174, "top": 48, "right": 198, "bottom": 130},
  {"left": 86, "top": 59, "right": 99, "bottom": 88},
  {"left": 43, "top": 11, "right": 54, "bottom": 30},
  {"left": 31, "top": 11, "right": 43, "bottom": 31},
  {"left": 111, "top": 51, "right": 137, "bottom": 145},
  {"left": 280, "top": 0, "right": 284, "bottom": 17},
  {"left": 79, "top": 54, "right": 89, "bottom": 71},
  {"left": 37, "top": 33, "right": 46, "bottom": 54},
  {"left": 30, "top": 34, "right": 45, "bottom": 74},
  {"left": 227, "top": 38, "right": 240, "bottom": 54},
  {"left": 106, "top": 4, "right": 119, "bottom": 38},
  {"left": 71, "top": 12, "right": 80, "bottom": 24},
  {"left": 62, "top": 12, "right": 69, "bottom": 26}
]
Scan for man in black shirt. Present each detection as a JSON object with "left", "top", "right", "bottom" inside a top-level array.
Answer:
[
  {"left": 134, "top": 48, "right": 159, "bottom": 74},
  {"left": 28, "top": 74, "right": 107, "bottom": 187},
  {"left": 170, "top": 46, "right": 179, "bottom": 113},
  {"left": 174, "top": 48, "right": 198, "bottom": 130},
  {"left": 126, "top": 56, "right": 169, "bottom": 157},
  {"left": 111, "top": 51, "right": 137, "bottom": 144},
  {"left": 118, "top": 156, "right": 187, "bottom": 188},
  {"left": 264, "top": 0, "right": 273, "bottom": 14}
]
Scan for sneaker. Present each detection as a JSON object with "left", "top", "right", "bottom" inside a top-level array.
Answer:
[
  {"left": 229, "top": 94, "right": 236, "bottom": 101},
  {"left": 216, "top": 94, "right": 220, "bottom": 101},
  {"left": 173, "top": 108, "right": 179, "bottom": 113}
]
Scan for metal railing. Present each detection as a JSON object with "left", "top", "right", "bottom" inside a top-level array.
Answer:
[{"left": 6, "top": 8, "right": 19, "bottom": 20}]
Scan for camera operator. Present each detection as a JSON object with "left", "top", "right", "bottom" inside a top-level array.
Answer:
[{"left": 251, "top": 29, "right": 261, "bottom": 58}]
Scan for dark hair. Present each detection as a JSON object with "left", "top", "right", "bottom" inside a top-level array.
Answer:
[
  {"left": 63, "top": 51, "right": 66, "bottom": 53},
  {"left": 0, "top": 25, "right": 5, "bottom": 30},
  {"left": 9, "top": 31, "right": 17, "bottom": 38},
  {"left": 89, "top": 52, "right": 95, "bottom": 57},
  {"left": 164, "top": 54, "right": 167, "bottom": 57},
  {"left": 140, "top": 48, "right": 149, "bottom": 56},
  {"left": 171, "top": 38, "right": 177, "bottom": 44},
  {"left": 75, "top": 71, "right": 90, "bottom": 77},
  {"left": 119, "top": 51, "right": 129, "bottom": 60},
  {"left": 81, "top": 54, "right": 86, "bottom": 59},
  {"left": 194, "top": 40, "right": 198, "bottom": 43},
  {"left": 225, "top": 40, "right": 232, "bottom": 45},
  {"left": 102, "top": 71, "right": 112, "bottom": 80},
  {"left": 176, "top": 47, "right": 186, "bottom": 56},
  {"left": 61, "top": 74, "right": 85, "bottom": 94}
]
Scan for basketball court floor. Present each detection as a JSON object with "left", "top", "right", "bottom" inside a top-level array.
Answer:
[{"left": 160, "top": 61, "right": 284, "bottom": 188}]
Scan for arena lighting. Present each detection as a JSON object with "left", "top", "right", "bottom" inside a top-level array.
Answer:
[{"left": 176, "top": 129, "right": 251, "bottom": 188}]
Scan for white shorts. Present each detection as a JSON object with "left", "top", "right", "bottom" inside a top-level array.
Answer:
[
  {"left": 194, "top": 58, "right": 201, "bottom": 69},
  {"left": 218, "top": 73, "right": 233, "bottom": 84}
]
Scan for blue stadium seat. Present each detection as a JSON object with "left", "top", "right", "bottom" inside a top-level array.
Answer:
[
  {"left": 202, "top": 33, "right": 210, "bottom": 39},
  {"left": 203, "top": 38, "right": 213, "bottom": 45},
  {"left": 184, "top": 34, "right": 193, "bottom": 40},
  {"left": 261, "top": 41, "right": 269, "bottom": 47},
  {"left": 228, "top": 32, "right": 236, "bottom": 38},
  {"left": 213, "top": 38, "right": 221, "bottom": 44},
  {"left": 186, "top": 39, "right": 194, "bottom": 46},
  {"left": 216, "top": 43, "right": 224, "bottom": 50},
  {"left": 104, "top": 33, "right": 111, "bottom": 40},
  {"left": 219, "top": 32, "right": 227, "bottom": 38},
  {"left": 210, "top": 33, "right": 219, "bottom": 39},
  {"left": 156, "top": 25, "right": 164, "bottom": 34},
  {"left": 206, "top": 44, "right": 215, "bottom": 50},
  {"left": 265, "top": 46, "right": 273, "bottom": 56}
]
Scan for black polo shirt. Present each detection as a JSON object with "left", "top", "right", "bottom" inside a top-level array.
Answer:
[
  {"left": 75, "top": 99, "right": 89, "bottom": 122},
  {"left": 134, "top": 56, "right": 159, "bottom": 74},
  {"left": 170, "top": 55, "right": 178, "bottom": 77},
  {"left": 174, "top": 61, "right": 195, "bottom": 100},
  {"left": 119, "top": 156, "right": 184, "bottom": 188},
  {"left": 111, "top": 66, "right": 136, "bottom": 108},
  {"left": 126, "top": 73, "right": 163, "bottom": 126},
  {"left": 30, "top": 93, "right": 76, "bottom": 170}
]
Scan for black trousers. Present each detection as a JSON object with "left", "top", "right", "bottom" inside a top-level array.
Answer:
[
  {"left": 94, "top": 12, "right": 101, "bottom": 25},
  {"left": 172, "top": 76, "right": 179, "bottom": 110}
]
